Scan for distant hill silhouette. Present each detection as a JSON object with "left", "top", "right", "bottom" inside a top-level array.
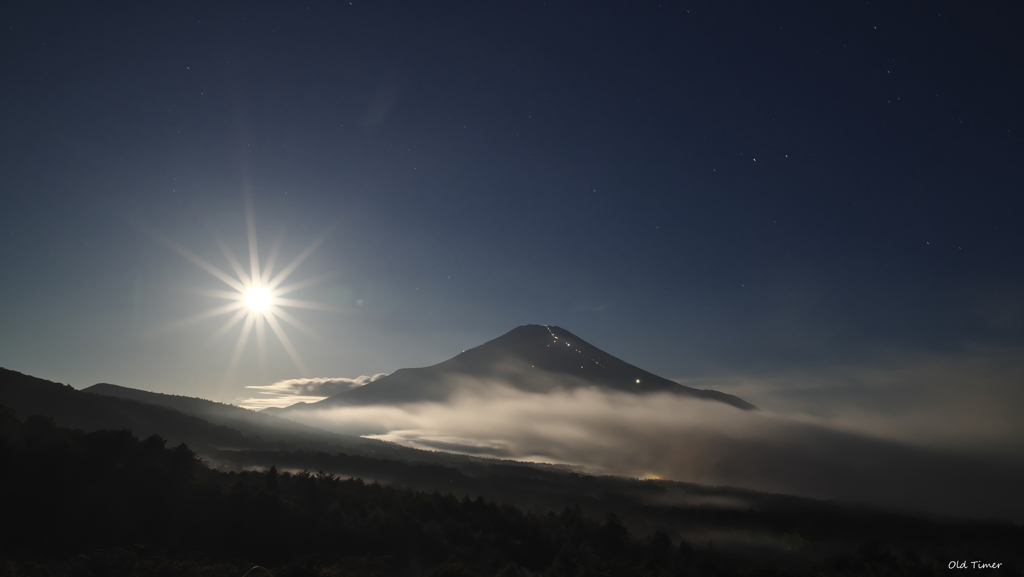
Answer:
[
  {"left": 83, "top": 382, "right": 375, "bottom": 449},
  {"left": 0, "top": 367, "right": 249, "bottom": 449},
  {"left": 0, "top": 368, "right": 403, "bottom": 457},
  {"left": 273, "top": 325, "right": 755, "bottom": 413}
]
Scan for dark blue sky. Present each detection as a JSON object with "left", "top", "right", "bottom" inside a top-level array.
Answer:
[{"left": 2, "top": 1, "right": 1021, "bottom": 403}]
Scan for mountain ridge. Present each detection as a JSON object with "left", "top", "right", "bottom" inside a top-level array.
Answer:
[
  {"left": 0, "top": 368, "right": 405, "bottom": 459},
  {"left": 82, "top": 382, "right": 370, "bottom": 447},
  {"left": 278, "top": 324, "right": 755, "bottom": 412}
]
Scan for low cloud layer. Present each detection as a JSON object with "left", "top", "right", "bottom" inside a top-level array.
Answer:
[
  {"left": 673, "top": 347, "right": 1024, "bottom": 456},
  {"left": 280, "top": 352, "right": 1024, "bottom": 521},
  {"left": 239, "top": 374, "right": 388, "bottom": 409}
]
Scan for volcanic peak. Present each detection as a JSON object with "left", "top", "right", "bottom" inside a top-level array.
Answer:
[{"left": 287, "top": 324, "right": 755, "bottom": 411}]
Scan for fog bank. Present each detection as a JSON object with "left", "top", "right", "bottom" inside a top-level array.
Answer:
[{"left": 285, "top": 379, "right": 1023, "bottom": 521}]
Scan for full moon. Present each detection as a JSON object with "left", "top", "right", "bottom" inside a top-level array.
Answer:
[
  {"left": 244, "top": 286, "right": 273, "bottom": 312},
  {"left": 152, "top": 202, "right": 334, "bottom": 377}
]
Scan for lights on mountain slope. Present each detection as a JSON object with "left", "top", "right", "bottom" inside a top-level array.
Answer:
[{"left": 544, "top": 324, "right": 605, "bottom": 368}]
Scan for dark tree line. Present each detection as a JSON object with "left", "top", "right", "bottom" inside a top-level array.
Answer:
[
  {"left": 1, "top": 406, "right": 1020, "bottom": 576},
  {"left": 0, "top": 406, "right": 715, "bottom": 576}
]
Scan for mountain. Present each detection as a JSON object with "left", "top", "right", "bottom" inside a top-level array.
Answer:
[{"left": 274, "top": 324, "right": 755, "bottom": 413}]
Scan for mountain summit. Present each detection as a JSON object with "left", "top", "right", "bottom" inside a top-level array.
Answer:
[{"left": 272, "top": 325, "right": 755, "bottom": 412}]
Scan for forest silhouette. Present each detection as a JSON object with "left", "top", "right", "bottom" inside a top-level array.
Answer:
[{"left": 2, "top": 402, "right": 1023, "bottom": 576}]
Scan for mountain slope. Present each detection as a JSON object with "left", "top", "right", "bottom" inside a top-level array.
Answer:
[
  {"left": 282, "top": 325, "right": 755, "bottom": 412},
  {"left": 0, "top": 368, "right": 399, "bottom": 456},
  {"left": 83, "top": 382, "right": 369, "bottom": 448},
  {"left": 0, "top": 367, "right": 249, "bottom": 449}
]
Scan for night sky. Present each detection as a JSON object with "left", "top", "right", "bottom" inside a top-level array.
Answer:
[{"left": 2, "top": 2, "right": 1022, "bottom": 417}]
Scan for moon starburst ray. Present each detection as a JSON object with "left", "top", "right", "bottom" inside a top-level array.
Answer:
[
  {"left": 246, "top": 198, "right": 261, "bottom": 286},
  {"left": 225, "top": 312, "right": 256, "bottom": 380},
  {"left": 273, "top": 275, "right": 336, "bottom": 297},
  {"left": 207, "top": 307, "right": 250, "bottom": 345},
  {"left": 147, "top": 227, "right": 248, "bottom": 293},
  {"left": 175, "top": 287, "right": 245, "bottom": 301},
  {"left": 267, "top": 230, "right": 331, "bottom": 291},
  {"left": 265, "top": 312, "right": 309, "bottom": 376},
  {"left": 267, "top": 305, "right": 318, "bottom": 339},
  {"left": 260, "top": 228, "right": 287, "bottom": 287},
  {"left": 215, "top": 234, "right": 252, "bottom": 288},
  {"left": 272, "top": 298, "right": 341, "bottom": 312},
  {"left": 255, "top": 314, "right": 268, "bottom": 376},
  {"left": 150, "top": 301, "right": 246, "bottom": 334}
]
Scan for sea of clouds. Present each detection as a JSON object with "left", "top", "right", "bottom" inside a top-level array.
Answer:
[
  {"left": 239, "top": 374, "right": 388, "bottom": 409},
  {"left": 249, "top": 349, "right": 1024, "bottom": 520}
]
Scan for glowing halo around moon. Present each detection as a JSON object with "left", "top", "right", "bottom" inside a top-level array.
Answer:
[
  {"left": 244, "top": 285, "right": 273, "bottom": 312},
  {"left": 140, "top": 198, "right": 336, "bottom": 380}
]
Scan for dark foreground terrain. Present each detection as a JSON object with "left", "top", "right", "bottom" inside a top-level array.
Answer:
[{"left": 1, "top": 405, "right": 1022, "bottom": 577}]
